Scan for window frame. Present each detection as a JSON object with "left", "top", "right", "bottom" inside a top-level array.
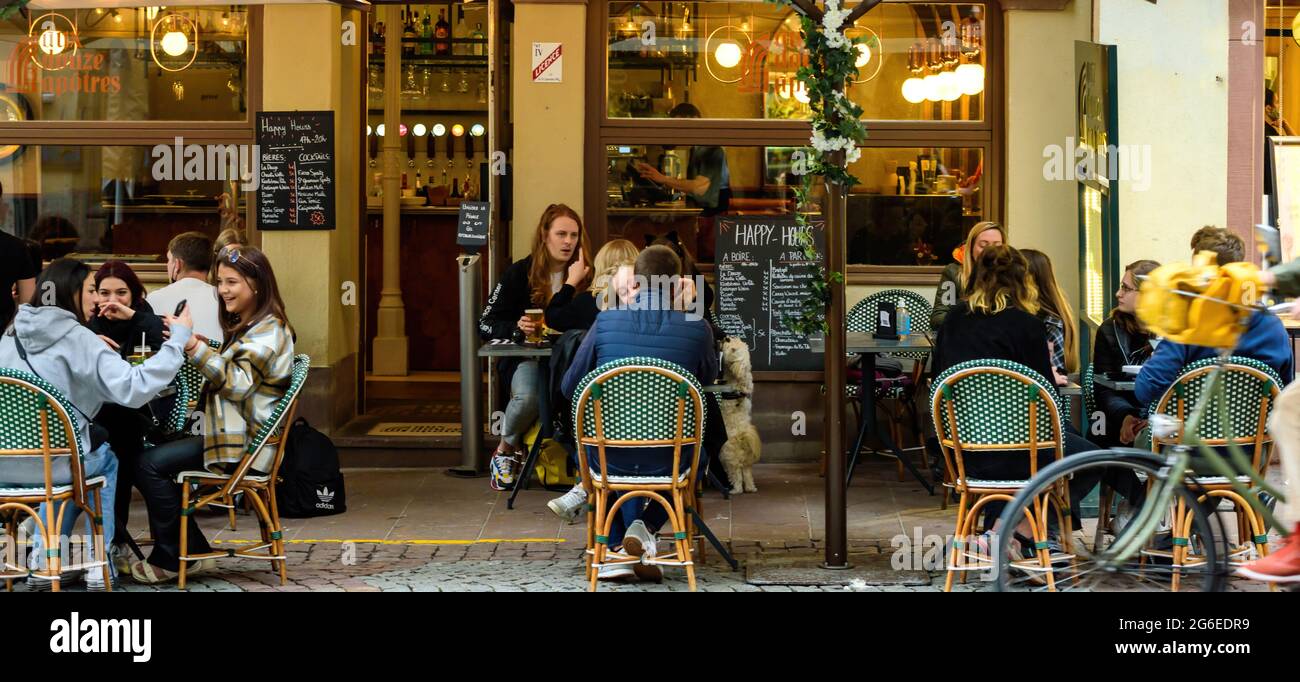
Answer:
[{"left": 585, "top": 0, "right": 1004, "bottom": 284}]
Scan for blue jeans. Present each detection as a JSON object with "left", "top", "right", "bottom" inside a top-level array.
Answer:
[
  {"left": 587, "top": 445, "right": 707, "bottom": 547},
  {"left": 502, "top": 360, "right": 540, "bottom": 448},
  {"left": 4, "top": 443, "right": 120, "bottom": 578}
]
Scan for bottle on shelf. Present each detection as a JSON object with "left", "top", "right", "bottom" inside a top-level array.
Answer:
[
  {"left": 463, "top": 170, "right": 476, "bottom": 201},
  {"left": 415, "top": 169, "right": 423, "bottom": 192},
  {"left": 420, "top": 12, "right": 432, "bottom": 56},
  {"left": 471, "top": 23, "right": 486, "bottom": 57},
  {"left": 434, "top": 10, "right": 451, "bottom": 56},
  {"left": 450, "top": 177, "right": 462, "bottom": 199},
  {"left": 374, "top": 21, "right": 385, "bottom": 56},
  {"left": 402, "top": 6, "right": 416, "bottom": 56}
]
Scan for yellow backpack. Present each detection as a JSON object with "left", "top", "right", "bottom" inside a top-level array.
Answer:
[
  {"left": 521, "top": 421, "right": 576, "bottom": 488},
  {"left": 1137, "top": 251, "right": 1263, "bottom": 350}
]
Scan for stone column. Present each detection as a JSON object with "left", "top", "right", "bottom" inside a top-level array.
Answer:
[{"left": 373, "top": 3, "right": 409, "bottom": 375}]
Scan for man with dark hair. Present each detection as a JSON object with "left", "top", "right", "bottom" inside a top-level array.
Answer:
[
  {"left": 0, "top": 179, "right": 37, "bottom": 330},
  {"left": 1136, "top": 226, "right": 1293, "bottom": 407},
  {"left": 560, "top": 244, "right": 717, "bottom": 582},
  {"left": 633, "top": 104, "right": 732, "bottom": 260},
  {"left": 1189, "top": 225, "right": 1245, "bottom": 265},
  {"left": 146, "top": 231, "right": 223, "bottom": 342}
]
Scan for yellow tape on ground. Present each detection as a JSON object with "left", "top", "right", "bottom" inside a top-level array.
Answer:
[{"left": 210, "top": 538, "right": 567, "bottom": 546}]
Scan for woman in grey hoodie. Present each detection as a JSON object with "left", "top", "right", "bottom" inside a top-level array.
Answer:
[{"left": 0, "top": 258, "right": 192, "bottom": 589}]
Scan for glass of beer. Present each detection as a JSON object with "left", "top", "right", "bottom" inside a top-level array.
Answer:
[
  {"left": 525, "top": 308, "right": 545, "bottom": 344},
  {"left": 128, "top": 345, "right": 153, "bottom": 365}
]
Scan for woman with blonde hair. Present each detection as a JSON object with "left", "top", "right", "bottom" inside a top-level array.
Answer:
[
  {"left": 1021, "top": 249, "right": 1077, "bottom": 385},
  {"left": 478, "top": 203, "right": 593, "bottom": 490},
  {"left": 545, "top": 238, "right": 638, "bottom": 331},
  {"left": 930, "top": 221, "right": 1007, "bottom": 329}
]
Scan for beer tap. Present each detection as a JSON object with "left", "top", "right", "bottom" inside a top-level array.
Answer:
[
  {"left": 406, "top": 128, "right": 416, "bottom": 168},
  {"left": 368, "top": 131, "right": 378, "bottom": 168},
  {"left": 445, "top": 130, "right": 456, "bottom": 183},
  {"left": 425, "top": 131, "right": 437, "bottom": 169}
]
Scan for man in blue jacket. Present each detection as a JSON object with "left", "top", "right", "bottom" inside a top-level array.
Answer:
[
  {"left": 560, "top": 245, "right": 718, "bottom": 582},
  {"left": 1135, "top": 227, "right": 1294, "bottom": 407}
]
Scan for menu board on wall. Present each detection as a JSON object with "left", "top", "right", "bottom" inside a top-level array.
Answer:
[
  {"left": 1269, "top": 137, "right": 1300, "bottom": 261},
  {"left": 714, "top": 216, "right": 826, "bottom": 372},
  {"left": 256, "top": 111, "right": 335, "bottom": 230}
]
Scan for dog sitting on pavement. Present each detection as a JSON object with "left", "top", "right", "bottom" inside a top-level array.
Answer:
[{"left": 717, "top": 336, "right": 761, "bottom": 494}]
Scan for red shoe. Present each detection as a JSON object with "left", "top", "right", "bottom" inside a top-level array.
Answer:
[{"left": 1236, "top": 523, "right": 1300, "bottom": 583}]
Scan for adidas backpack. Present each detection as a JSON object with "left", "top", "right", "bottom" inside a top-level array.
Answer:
[{"left": 276, "top": 418, "right": 347, "bottom": 517}]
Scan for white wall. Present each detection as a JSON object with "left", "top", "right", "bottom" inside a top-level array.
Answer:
[{"left": 1097, "top": 0, "right": 1230, "bottom": 265}]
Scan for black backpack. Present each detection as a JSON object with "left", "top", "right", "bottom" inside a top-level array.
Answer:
[{"left": 276, "top": 418, "right": 346, "bottom": 517}]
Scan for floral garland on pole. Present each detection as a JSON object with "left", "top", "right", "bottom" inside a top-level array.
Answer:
[
  {"left": 0, "top": 1, "right": 29, "bottom": 21},
  {"left": 769, "top": 0, "right": 869, "bottom": 336}
]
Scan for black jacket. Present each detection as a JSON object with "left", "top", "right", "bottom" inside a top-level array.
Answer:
[
  {"left": 932, "top": 303, "right": 1054, "bottom": 385},
  {"left": 479, "top": 256, "right": 535, "bottom": 341},
  {"left": 545, "top": 285, "right": 599, "bottom": 333},
  {"left": 1091, "top": 317, "right": 1152, "bottom": 442}
]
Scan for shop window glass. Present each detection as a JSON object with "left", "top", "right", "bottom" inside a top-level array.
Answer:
[
  {"left": 0, "top": 6, "right": 249, "bottom": 122},
  {"left": 605, "top": 143, "right": 983, "bottom": 266},
  {"left": 0, "top": 144, "right": 247, "bottom": 262},
  {"left": 606, "top": 1, "right": 987, "bottom": 122}
]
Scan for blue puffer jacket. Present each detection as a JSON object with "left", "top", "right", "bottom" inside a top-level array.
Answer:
[
  {"left": 1135, "top": 310, "right": 1294, "bottom": 407},
  {"left": 561, "top": 291, "right": 718, "bottom": 398}
]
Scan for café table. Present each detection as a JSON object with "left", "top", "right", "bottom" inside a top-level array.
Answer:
[
  {"left": 1094, "top": 375, "right": 1137, "bottom": 392},
  {"left": 810, "top": 332, "right": 935, "bottom": 493},
  {"left": 1285, "top": 318, "right": 1300, "bottom": 370}
]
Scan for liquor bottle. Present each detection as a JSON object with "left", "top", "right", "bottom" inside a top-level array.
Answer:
[
  {"left": 434, "top": 10, "right": 451, "bottom": 56},
  {"left": 374, "top": 21, "right": 385, "bottom": 57},
  {"left": 463, "top": 170, "right": 476, "bottom": 200},
  {"left": 420, "top": 12, "right": 432, "bottom": 56},
  {"left": 471, "top": 23, "right": 485, "bottom": 57},
  {"left": 402, "top": 6, "right": 416, "bottom": 56},
  {"left": 450, "top": 177, "right": 462, "bottom": 199},
  {"left": 415, "top": 169, "right": 423, "bottom": 192}
]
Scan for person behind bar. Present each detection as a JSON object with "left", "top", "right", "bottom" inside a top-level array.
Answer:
[{"left": 478, "top": 203, "right": 593, "bottom": 492}]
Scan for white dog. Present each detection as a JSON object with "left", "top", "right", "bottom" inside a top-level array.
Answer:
[{"left": 717, "top": 337, "right": 761, "bottom": 494}]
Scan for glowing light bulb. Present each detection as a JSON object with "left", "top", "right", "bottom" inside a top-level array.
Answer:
[
  {"left": 855, "top": 43, "right": 871, "bottom": 69},
  {"left": 413, "top": 123, "right": 427, "bottom": 137},
  {"left": 399, "top": 123, "right": 408, "bottom": 136},
  {"left": 38, "top": 22, "right": 66, "bottom": 56},
  {"left": 470, "top": 123, "right": 486, "bottom": 137},
  {"left": 451, "top": 124, "right": 465, "bottom": 137},
  {"left": 432, "top": 123, "right": 447, "bottom": 137},
  {"left": 366, "top": 124, "right": 372, "bottom": 136},
  {"left": 937, "top": 71, "right": 961, "bottom": 102},
  {"left": 956, "top": 63, "right": 985, "bottom": 96},
  {"left": 714, "top": 40, "right": 742, "bottom": 69},
  {"left": 901, "top": 77, "right": 927, "bottom": 104},
  {"left": 921, "top": 74, "right": 940, "bottom": 102},
  {"left": 376, "top": 124, "right": 385, "bottom": 136},
  {"left": 113, "top": 11, "right": 122, "bottom": 24},
  {"left": 161, "top": 30, "right": 189, "bottom": 57}
]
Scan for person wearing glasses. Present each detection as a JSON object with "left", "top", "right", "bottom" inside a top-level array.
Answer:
[{"left": 1090, "top": 259, "right": 1161, "bottom": 447}]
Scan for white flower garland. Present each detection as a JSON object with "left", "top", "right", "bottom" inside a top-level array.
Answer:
[{"left": 808, "top": 0, "right": 861, "bottom": 166}]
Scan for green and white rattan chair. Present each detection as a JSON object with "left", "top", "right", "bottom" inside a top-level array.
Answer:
[
  {"left": 1145, "top": 356, "right": 1282, "bottom": 584},
  {"left": 845, "top": 289, "right": 933, "bottom": 481},
  {"left": 0, "top": 368, "right": 111, "bottom": 592},
  {"left": 173, "top": 354, "right": 310, "bottom": 589},
  {"left": 572, "top": 357, "right": 705, "bottom": 592},
  {"left": 930, "top": 359, "right": 1069, "bottom": 592}
]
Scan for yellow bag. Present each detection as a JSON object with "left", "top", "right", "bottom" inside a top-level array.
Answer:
[
  {"left": 521, "top": 421, "right": 576, "bottom": 488},
  {"left": 1137, "top": 251, "right": 1262, "bottom": 349}
]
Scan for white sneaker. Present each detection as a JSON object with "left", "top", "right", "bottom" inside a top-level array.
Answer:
[
  {"left": 546, "top": 484, "right": 587, "bottom": 524},
  {"left": 83, "top": 566, "right": 117, "bottom": 592},
  {"left": 597, "top": 563, "right": 637, "bottom": 582},
  {"left": 622, "top": 521, "right": 663, "bottom": 583}
]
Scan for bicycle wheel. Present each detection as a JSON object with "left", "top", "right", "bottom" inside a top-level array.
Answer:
[{"left": 992, "top": 449, "right": 1228, "bottom": 592}]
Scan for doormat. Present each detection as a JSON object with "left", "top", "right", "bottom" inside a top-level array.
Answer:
[
  {"left": 366, "top": 422, "right": 463, "bottom": 437},
  {"left": 745, "top": 555, "right": 931, "bottom": 587}
]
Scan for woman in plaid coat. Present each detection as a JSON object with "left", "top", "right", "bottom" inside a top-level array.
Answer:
[{"left": 131, "top": 246, "right": 295, "bottom": 584}]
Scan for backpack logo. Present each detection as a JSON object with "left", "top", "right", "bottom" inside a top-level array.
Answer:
[{"left": 316, "top": 486, "right": 335, "bottom": 505}]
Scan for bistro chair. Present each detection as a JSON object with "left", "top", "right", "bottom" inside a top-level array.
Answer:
[
  {"left": 931, "top": 359, "right": 1070, "bottom": 592},
  {"left": 0, "top": 369, "right": 112, "bottom": 592},
  {"left": 1145, "top": 356, "right": 1282, "bottom": 591},
  {"left": 572, "top": 357, "right": 705, "bottom": 592},
  {"left": 173, "top": 354, "right": 310, "bottom": 589},
  {"left": 845, "top": 289, "right": 932, "bottom": 482}
]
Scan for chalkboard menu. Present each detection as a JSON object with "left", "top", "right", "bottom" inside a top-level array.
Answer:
[
  {"left": 456, "top": 201, "right": 490, "bottom": 248},
  {"left": 715, "top": 216, "right": 826, "bottom": 372},
  {"left": 256, "top": 111, "right": 335, "bottom": 230}
]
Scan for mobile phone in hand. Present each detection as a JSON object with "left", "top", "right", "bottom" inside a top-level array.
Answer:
[{"left": 173, "top": 299, "right": 188, "bottom": 317}]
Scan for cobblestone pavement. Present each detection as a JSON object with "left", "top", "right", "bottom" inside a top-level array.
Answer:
[{"left": 6, "top": 538, "right": 1284, "bottom": 592}]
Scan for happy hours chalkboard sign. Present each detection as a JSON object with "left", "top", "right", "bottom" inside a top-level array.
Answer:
[
  {"left": 715, "top": 216, "right": 826, "bottom": 372},
  {"left": 256, "top": 111, "right": 335, "bottom": 230}
]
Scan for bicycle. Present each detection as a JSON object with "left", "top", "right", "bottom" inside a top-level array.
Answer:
[{"left": 992, "top": 265, "right": 1289, "bottom": 592}]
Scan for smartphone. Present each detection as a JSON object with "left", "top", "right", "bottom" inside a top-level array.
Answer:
[{"left": 173, "top": 299, "right": 188, "bottom": 317}]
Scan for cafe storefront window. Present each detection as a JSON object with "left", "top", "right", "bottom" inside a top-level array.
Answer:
[
  {"left": 0, "top": 5, "right": 259, "bottom": 268},
  {"left": 589, "top": 1, "right": 1001, "bottom": 281}
]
